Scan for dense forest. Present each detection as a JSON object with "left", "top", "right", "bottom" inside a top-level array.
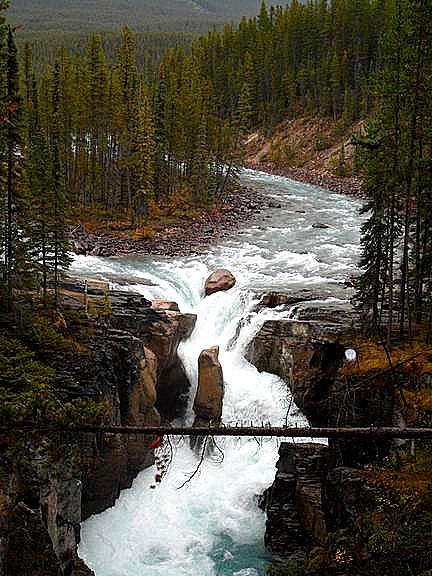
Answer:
[
  {"left": 6, "top": 0, "right": 282, "bottom": 33},
  {"left": 1, "top": 0, "right": 432, "bottom": 334},
  {"left": 18, "top": 30, "right": 195, "bottom": 80}
]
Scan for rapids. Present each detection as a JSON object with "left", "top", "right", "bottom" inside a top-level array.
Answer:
[{"left": 75, "top": 169, "right": 363, "bottom": 576}]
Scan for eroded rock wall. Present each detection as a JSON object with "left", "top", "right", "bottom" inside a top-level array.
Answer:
[
  {"left": 0, "top": 288, "right": 195, "bottom": 576},
  {"left": 246, "top": 309, "right": 395, "bottom": 466},
  {"left": 263, "top": 443, "right": 329, "bottom": 564}
]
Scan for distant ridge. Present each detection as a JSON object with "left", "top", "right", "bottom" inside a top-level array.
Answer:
[{"left": 7, "top": 0, "right": 282, "bottom": 33}]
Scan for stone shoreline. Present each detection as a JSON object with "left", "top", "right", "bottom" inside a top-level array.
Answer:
[
  {"left": 246, "top": 162, "right": 363, "bottom": 197},
  {"left": 70, "top": 187, "right": 274, "bottom": 258},
  {"left": 70, "top": 166, "right": 362, "bottom": 258}
]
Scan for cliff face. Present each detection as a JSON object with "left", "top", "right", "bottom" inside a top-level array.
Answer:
[
  {"left": 249, "top": 294, "right": 411, "bottom": 574},
  {"left": 0, "top": 286, "right": 196, "bottom": 576},
  {"left": 262, "top": 443, "right": 329, "bottom": 563},
  {"left": 246, "top": 297, "right": 395, "bottom": 466}
]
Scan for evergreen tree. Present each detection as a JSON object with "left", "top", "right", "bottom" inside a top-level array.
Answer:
[
  {"left": 0, "top": 1, "right": 9, "bottom": 301},
  {"left": 3, "top": 26, "right": 24, "bottom": 308},
  {"left": 49, "top": 61, "right": 71, "bottom": 306},
  {"left": 131, "top": 89, "right": 155, "bottom": 220}
]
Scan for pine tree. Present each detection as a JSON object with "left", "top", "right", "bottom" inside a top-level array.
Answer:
[
  {"left": 4, "top": 26, "right": 23, "bottom": 309},
  {"left": 118, "top": 26, "right": 139, "bottom": 213},
  {"left": 131, "top": 89, "right": 155, "bottom": 220},
  {"left": 153, "top": 70, "right": 169, "bottom": 200},
  {"left": 87, "top": 34, "right": 109, "bottom": 206},
  {"left": 0, "top": 2, "right": 9, "bottom": 303},
  {"left": 49, "top": 61, "right": 71, "bottom": 306}
]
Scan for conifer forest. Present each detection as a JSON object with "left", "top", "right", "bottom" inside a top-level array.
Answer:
[
  {"left": 0, "top": 1, "right": 432, "bottom": 575},
  {"left": 1, "top": 0, "right": 431, "bottom": 336}
]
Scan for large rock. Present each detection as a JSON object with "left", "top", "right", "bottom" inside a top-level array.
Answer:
[
  {"left": 191, "top": 346, "right": 224, "bottom": 453},
  {"left": 246, "top": 314, "right": 395, "bottom": 466},
  {"left": 65, "top": 328, "right": 160, "bottom": 519},
  {"left": 258, "top": 288, "right": 353, "bottom": 310},
  {"left": 145, "top": 310, "right": 196, "bottom": 421},
  {"left": 152, "top": 300, "right": 180, "bottom": 312},
  {"left": 0, "top": 442, "right": 94, "bottom": 576},
  {"left": 246, "top": 319, "right": 346, "bottom": 425},
  {"left": 106, "top": 291, "right": 196, "bottom": 421},
  {"left": 193, "top": 346, "right": 224, "bottom": 424},
  {"left": 204, "top": 269, "right": 236, "bottom": 296}
]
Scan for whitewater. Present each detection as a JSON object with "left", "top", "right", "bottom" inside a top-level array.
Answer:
[{"left": 74, "top": 169, "right": 363, "bottom": 576}]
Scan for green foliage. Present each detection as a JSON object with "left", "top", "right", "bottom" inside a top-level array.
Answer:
[
  {"left": 0, "top": 323, "right": 106, "bottom": 427},
  {"left": 314, "top": 136, "right": 330, "bottom": 152},
  {"left": 6, "top": 1, "right": 282, "bottom": 33},
  {"left": 355, "top": 0, "right": 432, "bottom": 341},
  {"left": 17, "top": 30, "right": 195, "bottom": 81}
]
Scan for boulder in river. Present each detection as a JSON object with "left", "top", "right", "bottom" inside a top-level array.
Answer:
[
  {"left": 204, "top": 269, "right": 236, "bottom": 296},
  {"left": 191, "top": 346, "right": 224, "bottom": 452}
]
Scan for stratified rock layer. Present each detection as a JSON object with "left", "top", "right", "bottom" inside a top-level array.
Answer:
[{"left": 263, "top": 443, "right": 329, "bottom": 562}]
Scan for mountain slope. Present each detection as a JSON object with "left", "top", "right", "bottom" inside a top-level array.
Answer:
[{"left": 7, "top": 0, "right": 279, "bottom": 32}]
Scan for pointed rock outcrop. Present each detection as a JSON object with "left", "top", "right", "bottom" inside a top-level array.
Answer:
[
  {"left": 193, "top": 346, "right": 224, "bottom": 425},
  {"left": 191, "top": 346, "right": 224, "bottom": 452}
]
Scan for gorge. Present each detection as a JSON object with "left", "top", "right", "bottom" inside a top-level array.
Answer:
[{"left": 72, "top": 169, "right": 363, "bottom": 576}]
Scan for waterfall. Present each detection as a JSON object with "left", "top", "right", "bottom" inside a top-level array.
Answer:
[{"left": 75, "top": 169, "right": 364, "bottom": 576}]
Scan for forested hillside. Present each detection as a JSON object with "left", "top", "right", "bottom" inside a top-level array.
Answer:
[
  {"left": 7, "top": 0, "right": 282, "bottom": 32},
  {"left": 0, "top": 0, "right": 431, "bottom": 340},
  {"left": 0, "top": 2, "right": 432, "bottom": 575},
  {"left": 18, "top": 30, "right": 195, "bottom": 81}
]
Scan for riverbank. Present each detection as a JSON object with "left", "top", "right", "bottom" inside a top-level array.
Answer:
[
  {"left": 246, "top": 162, "right": 363, "bottom": 197},
  {"left": 70, "top": 164, "right": 363, "bottom": 259},
  {"left": 70, "top": 187, "right": 275, "bottom": 258},
  {"left": 244, "top": 116, "right": 364, "bottom": 197}
]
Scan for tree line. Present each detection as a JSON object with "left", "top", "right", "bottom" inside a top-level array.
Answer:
[
  {"left": 1, "top": 0, "right": 431, "bottom": 343},
  {"left": 0, "top": 5, "right": 242, "bottom": 310},
  {"left": 17, "top": 30, "right": 195, "bottom": 82},
  {"left": 356, "top": 0, "right": 432, "bottom": 343},
  {"left": 184, "top": 0, "right": 385, "bottom": 130}
]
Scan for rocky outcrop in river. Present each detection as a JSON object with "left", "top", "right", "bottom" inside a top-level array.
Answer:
[
  {"left": 247, "top": 292, "right": 395, "bottom": 465},
  {"left": 246, "top": 316, "right": 347, "bottom": 427},
  {"left": 193, "top": 346, "right": 224, "bottom": 426},
  {"left": 204, "top": 269, "right": 236, "bottom": 296},
  {"left": 191, "top": 346, "right": 224, "bottom": 452}
]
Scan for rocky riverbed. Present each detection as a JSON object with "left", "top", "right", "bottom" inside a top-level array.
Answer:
[{"left": 70, "top": 187, "right": 274, "bottom": 258}]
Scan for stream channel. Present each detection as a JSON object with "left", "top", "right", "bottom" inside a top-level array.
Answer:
[{"left": 73, "top": 169, "right": 363, "bottom": 576}]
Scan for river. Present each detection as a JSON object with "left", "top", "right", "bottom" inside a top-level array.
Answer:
[{"left": 73, "top": 169, "right": 363, "bottom": 576}]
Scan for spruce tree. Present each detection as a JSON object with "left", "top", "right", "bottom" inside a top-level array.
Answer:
[{"left": 131, "top": 89, "right": 155, "bottom": 220}]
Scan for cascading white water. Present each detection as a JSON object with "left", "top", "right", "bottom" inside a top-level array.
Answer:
[{"left": 75, "top": 170, "right": 364, "bottom": 576}]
